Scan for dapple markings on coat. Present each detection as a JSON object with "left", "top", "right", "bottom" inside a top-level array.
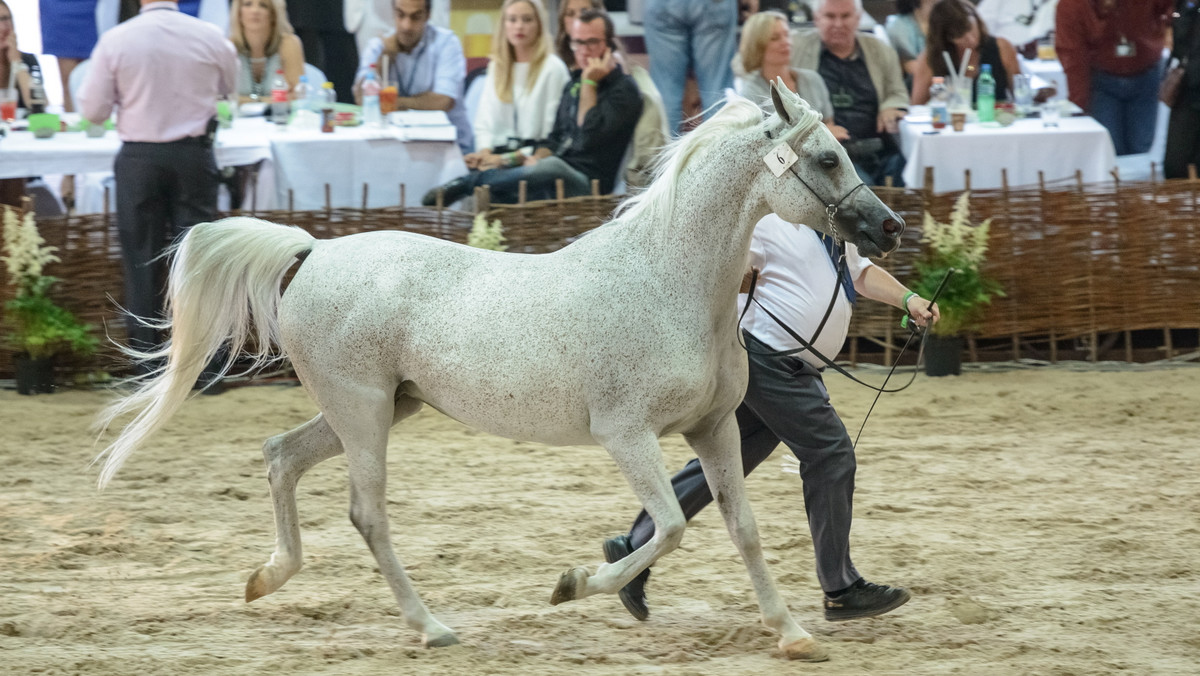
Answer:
[{"left": 94, "top": 81, "right": 903, "bottom": 661}]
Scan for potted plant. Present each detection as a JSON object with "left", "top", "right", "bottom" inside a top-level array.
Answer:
[
  {"left": 909, "top": 192, "right": 1004, "bottom": 376},
  {"left": 2, "top": 203, "right": 98, "bottom": 394}
]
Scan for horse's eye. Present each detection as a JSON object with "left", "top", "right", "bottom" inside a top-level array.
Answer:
[{"left": 818, "top": 151, "right": 839, "bottom": 171}]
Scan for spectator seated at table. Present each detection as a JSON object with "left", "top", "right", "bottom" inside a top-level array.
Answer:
[
  {"left": 909, "top": 0, "right": 1020, "bottom": 106},
  {"left": 1055, "top": 0, "right": 1173, "bottom": 157},
  {"left": 1, "top": 0, "right": 39, "bottom": 111},
  {"left": 554, "top": 0, "right": 604, "bottom": 69},
  {"left": 422, "top": 9, "right": 641, "bottom": 206},
  {"left": 737, "top": 10, "right": 845, "bottom": 140},
  {"left": 230, "top": 0, "right": 306, "bottom": 104},
  {"left": 466, "top": 0, "right": 569, "bottom": 172},
  {"left": 780, "top": 0, "right": 909, "bottom": 187},
  {"left": 885, "top": 0, "right": 936, "bottom": 88},
  {"left": 355, "top": 0, "right": 472, "bottom": 155}
]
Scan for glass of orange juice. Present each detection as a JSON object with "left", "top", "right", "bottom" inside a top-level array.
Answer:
[
  {"left": 380, "top": 86, "right": 399, "bottom": 115},
  {"left": 0, "top": 88, "right": 17, "bottom": 123}
]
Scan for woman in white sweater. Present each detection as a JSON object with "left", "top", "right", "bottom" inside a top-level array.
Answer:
[{"left": 467, "top": 0, "right": 570, "bottom": 170}]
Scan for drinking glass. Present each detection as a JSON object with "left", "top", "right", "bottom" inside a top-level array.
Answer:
[
  {"left": 1013, "top": 74, "right": 1033, "bottom": 115},
  {"left": 380, "top": 86, "right": 398, "bottom": 115},
  {"left": 1040, "top": 100, "right": 1060, "bottom": 127},
  {"left": 1037, "top": 36, "right": 1057, "bottom": 61},
  {"left": 0, "top": 88, "right": 16, "bottom": 123}
]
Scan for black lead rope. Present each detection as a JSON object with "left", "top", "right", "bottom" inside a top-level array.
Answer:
[{"left": 737, "top": 268, "right": 957, "bottom": 450}]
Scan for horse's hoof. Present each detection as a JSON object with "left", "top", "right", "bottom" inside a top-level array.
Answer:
[
  {"left": 245, "top": 567, "right": 272, "bottom": 602},
  {"left": 245, "top": 564, "right": 290, "bottom": 602},
  {"left": 550, "top": 567, "right": 588, "bottom": 605},
  {"left": 779, "top": 637, "right": 830, "bottom": 662},
  {"left": 424, "top": 632, "right": 460, "bottom": 648}
]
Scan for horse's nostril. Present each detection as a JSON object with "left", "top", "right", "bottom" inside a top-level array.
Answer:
[{"left": 882, "top": 218, "right": 902, "bottom": 236}]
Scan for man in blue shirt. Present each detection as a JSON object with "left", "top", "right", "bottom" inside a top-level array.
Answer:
[{"left": 355, "top": 0, "right": 472, "bottom": 154}]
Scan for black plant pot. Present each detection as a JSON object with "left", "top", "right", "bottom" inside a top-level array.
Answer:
[
  {"left": 923, "top": 334, "right": 963, "bottom": 377},
  {"left": 14, "top": 354, "right": 56, "bottom": 395}
]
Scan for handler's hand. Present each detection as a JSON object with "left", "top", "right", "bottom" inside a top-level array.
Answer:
[{"left": 904, "top": 294, "right": 940, "bottom": 328}]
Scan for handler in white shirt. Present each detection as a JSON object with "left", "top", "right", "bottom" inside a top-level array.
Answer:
[{"left": 602, "top": 213, "right": 938, "bottom": 626}]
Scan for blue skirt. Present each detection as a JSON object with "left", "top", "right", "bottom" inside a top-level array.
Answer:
[{"left": 39, "top": 0, "right": 99, "bottom": 60}]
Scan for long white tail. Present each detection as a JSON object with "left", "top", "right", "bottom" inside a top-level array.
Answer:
[{"left": 93, "top": 217, "right": 316, "bottom": 489}]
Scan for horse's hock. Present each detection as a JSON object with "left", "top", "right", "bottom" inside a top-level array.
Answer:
[{"left": 3, "top": 179, "right": 1199, "bottom": 379}]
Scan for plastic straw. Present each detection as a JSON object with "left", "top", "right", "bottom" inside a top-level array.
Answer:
[{"left": 380, "top": 55, "right": 388, "bottom": 87}]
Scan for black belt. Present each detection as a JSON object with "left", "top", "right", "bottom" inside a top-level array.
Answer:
[
  {"left": 123, "top": 135, "right": 212, "bottom": 148},
  {"left": 123, "top": 116, "right": 218, "bottom": 148}
]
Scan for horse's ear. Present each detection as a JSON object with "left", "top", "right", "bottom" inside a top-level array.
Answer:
[{"left": 771, "top": 78, "right": 793, "bottom": 126}]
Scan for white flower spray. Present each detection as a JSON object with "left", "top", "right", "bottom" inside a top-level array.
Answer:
[
  {"left": 467, "top": 213, "right": 508, "bottom": 252},
  {"left": 2, "top": 205, "right": 60, "bottom": 296}
]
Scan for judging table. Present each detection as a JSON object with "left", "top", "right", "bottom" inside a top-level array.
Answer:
[
  {"left": 0, "top": 116, "right": 466, "bottom": 212},
  {"left": 898, "top": 114, "right": 1117, "bottom": 193}
]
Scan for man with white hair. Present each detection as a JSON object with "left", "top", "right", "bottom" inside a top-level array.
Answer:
[{"left": 791, "top": 0, "right": 908, "bottom": 186}]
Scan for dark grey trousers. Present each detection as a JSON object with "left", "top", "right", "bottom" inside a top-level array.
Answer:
[
  {"left": 114, "top": 141, "right": 219, "bottom": 357},
  {"left": 628, "top": 332, "right": 861, "bottom": 592}
]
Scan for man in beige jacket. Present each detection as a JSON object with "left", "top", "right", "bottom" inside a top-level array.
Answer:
[{"left": 791, "top": 0, "right": 908, "bottom": 186}]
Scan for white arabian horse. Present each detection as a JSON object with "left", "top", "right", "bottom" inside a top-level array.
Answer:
[{"left": 95, "top": 83, "right": 903, "bottom": 661}]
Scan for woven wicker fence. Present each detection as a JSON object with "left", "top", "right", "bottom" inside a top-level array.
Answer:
[{"left": 3, "top": 178, "right": 1199, "bottom": 379}]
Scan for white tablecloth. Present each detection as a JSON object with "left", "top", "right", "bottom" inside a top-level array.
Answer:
[
  {"left": 1, "top": 116, "right": 464, "bottom": 212},
  {"left": 267, "top": 121, "right": 465, "bottom": 210},
  {"left": 899, "top": 115, "right": 1117, "bottom": 193}
]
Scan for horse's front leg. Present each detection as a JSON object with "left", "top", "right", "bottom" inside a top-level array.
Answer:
[
  {"left": 550, "top": 429, "right": 686, "bottom": 604},
  {"left": 686, "top": 416, "right": 828, "bottom": 662}
]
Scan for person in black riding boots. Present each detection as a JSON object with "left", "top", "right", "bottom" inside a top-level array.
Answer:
[{"left": 601, "top": 213, "right": 938, "bottom": 624}]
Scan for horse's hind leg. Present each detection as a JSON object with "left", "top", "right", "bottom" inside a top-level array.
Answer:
[
  {"left": 246, "top": 395, "right": 424, "bottom": 603},
  {"left": 323, "top": 388, "right": 457, "bottom": 648},
  {"left": 551, "top": 429, "right": 687, "bottom": 603},
  {"left": 246, "top": 413, "right": 343, "bottom": 601},
  {"left": 686, "top": 416, "right": 828, "bottom": 662}
]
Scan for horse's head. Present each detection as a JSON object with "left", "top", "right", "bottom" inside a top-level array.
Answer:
[{"left": 756, "top": 80, "right": 904, "bottom": 258}]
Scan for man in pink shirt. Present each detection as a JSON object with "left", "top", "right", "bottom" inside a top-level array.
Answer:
[{"left": 78, "top": 0, "right": 237, "bottom": 380}]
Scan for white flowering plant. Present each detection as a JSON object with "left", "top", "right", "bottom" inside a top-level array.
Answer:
[
  {"left": 1, "top": 205, "right": 98, "bottom": 360},
  {"left": 467, "top": 213, "right": 508, "bottom": 252},
  {"left": 911, "top": 192, "right": 1004, "bottom": 337}
]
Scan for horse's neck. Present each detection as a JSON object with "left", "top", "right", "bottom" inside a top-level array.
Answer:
[{"left": 642, "top": 153, "right": 770, "bottom": 306}]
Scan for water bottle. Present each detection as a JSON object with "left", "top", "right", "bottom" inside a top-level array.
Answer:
[
  {"left": 362, "top": 67, "right": 382, "bottom": 128},
  {"left": 976, "top": 63, "right": 996, "bottom": 123},
  {"left": 270, "top": 69, "right": 289, "bottom": 126},
  {"left": 929, "top": 76, "right": 949, "bottom": 130},
  {"left": 293, "top": 75, "right": 310, "bottom": 113}
]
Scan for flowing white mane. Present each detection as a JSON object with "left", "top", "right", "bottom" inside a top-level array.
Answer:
[{"left": 611, "top": 92, "right": 824, "bottom": 229}]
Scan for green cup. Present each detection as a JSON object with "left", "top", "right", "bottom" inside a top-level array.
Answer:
[
  {"left": 28, "top": 112, "right": 60, "bottom": 139},
  {"left": 216, "top": 99, "right": 233, "bottom": 128}
]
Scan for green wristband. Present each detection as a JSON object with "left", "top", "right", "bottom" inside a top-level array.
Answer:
[
  {"left": 901, "top": 291, "right": 918, "bottom": 311},
  {"left": 582, "top": 78, "right": 598, "bottom": 87}
]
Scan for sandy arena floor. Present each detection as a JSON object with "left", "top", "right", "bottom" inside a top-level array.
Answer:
[{"left": 2, "top": 364, "right": 1198, "bottom": 675}]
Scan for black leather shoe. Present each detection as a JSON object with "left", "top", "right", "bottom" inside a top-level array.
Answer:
[
  {"left": 602, "top": 534, "right": 650, "bottom": 621},
  {"left": 421, "top": 177, "right": 472, "bottom": 207},
  {"left": 824, "top": 578, "right": 912, "bottom": 621}
]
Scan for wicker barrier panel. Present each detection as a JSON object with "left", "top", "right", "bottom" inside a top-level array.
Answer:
[{"left": 3, "top": 180, "right": 1199, "bottom": 379}]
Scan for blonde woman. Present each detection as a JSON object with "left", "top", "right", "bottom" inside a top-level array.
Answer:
[
  {"left": 737, "top": 11, "right": 848, "bottom": 141},
  {"left": 467, "top": 0, "right": 570, "bottom": 170},
  {"left": 230, "top": 0, "right": 305, "bottom": 103}
]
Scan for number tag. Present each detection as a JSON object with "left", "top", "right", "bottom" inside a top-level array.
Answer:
[{"left": 763, "top": 142, "right": 798, "bottom": 178}]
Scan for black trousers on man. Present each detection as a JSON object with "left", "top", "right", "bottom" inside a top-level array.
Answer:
[
  {"left": 626, "top": 332, "right": 861, "bottom": 593},
  {"left": 114, "top": 140, "right": 219, "bottom": 359}
]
